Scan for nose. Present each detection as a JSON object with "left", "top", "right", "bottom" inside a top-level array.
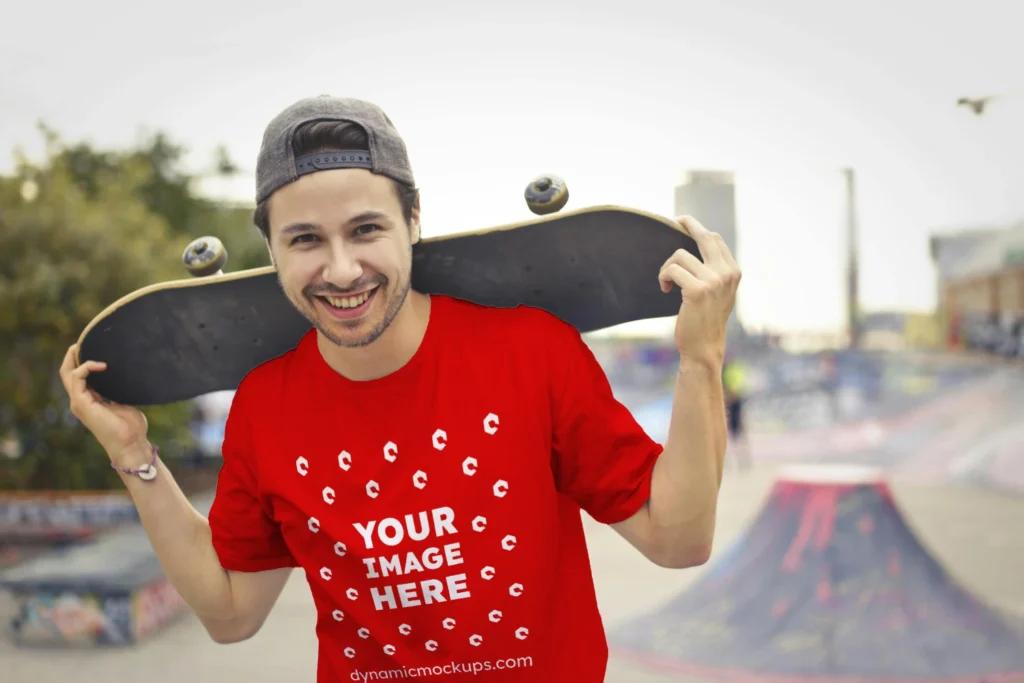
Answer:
[{"left": 322, "top": 241, "right": 363, "bottom": 288}]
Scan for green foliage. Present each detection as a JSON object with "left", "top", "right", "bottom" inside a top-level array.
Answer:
[{"left": 0, "top": 124, "right": 266, "bottom": 490}]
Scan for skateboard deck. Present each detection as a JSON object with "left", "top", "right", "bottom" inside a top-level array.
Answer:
[{"left": 76, "top": 205, "right": 699, "bottom": 406}]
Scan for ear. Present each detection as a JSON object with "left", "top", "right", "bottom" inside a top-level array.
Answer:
[
  {"left": 408, "top": 194, "right": 422, "bottom": 245},
  {"left": 264, "top": 237, "right": 277, "bottom": 267},
  {"left": 257, "top": 198, "right": 278, "bottom": 267}
]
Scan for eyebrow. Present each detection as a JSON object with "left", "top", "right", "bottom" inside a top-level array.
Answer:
[
  {"left": 346, "top": 210, "right": 390, "bottom": 226},
  {"left": 279, "top": 211, "right": 390, "bottom": 235},
  {"left": 281, "top": 222, "right": 320, "bottom": 235}
]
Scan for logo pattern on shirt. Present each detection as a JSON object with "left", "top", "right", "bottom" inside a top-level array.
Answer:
[{"left": 293, "top": 411, "right": 530, "bottom": 663}]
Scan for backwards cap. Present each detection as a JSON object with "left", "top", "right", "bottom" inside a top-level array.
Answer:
[{"left": 255, "top": 94, "right": 415, "bottom": 205}]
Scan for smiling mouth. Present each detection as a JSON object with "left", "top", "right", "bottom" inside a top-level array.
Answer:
[
  {"left": 314, "top": 285, "right": 380, "bottom": 319},
  {"left": 319, "top": 288, "right": 376, "bottom": 310}
]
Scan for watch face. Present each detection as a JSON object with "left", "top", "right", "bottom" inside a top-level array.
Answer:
[{"left": 138, "top": 463, "right": 158, "bottom": 481}]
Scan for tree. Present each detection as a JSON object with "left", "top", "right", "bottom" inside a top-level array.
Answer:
[
  {"left": 50, "top": 126, "right": 270, "bottom": 272},
  {"left": 0, "top": 125, "right": 267, "bottom": 490}
]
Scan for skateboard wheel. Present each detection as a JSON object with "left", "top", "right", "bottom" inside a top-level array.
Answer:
[
  {"left": 182, "top": 236, "right": 228, "bottom": 277},
  {"left": 524, "top": 174, "right": 568, "bottom": 215}
]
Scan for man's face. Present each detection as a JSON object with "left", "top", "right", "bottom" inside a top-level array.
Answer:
[{"left": 265, "top": 168, "right": 420, "bottom": 348}]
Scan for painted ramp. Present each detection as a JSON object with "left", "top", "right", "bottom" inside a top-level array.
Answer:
[
  {"left": 0, "top": 494, "right": 212, "bottom": 647},
  {"left": 608, "top": 465, "right": 1024, "bottom": 682}
]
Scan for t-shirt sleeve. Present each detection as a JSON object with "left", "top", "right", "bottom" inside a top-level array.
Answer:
[
  {"left": 207, "top": 381, "right": 299, "bottom": 572},
  {"left": 546, "top": 315, "right": 664, "bottom": 525}
]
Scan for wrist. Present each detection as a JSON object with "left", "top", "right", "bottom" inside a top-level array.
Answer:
[
  {"left": 111, "top": 442, "right": 157, "bottom": 470},
  {"left": 678, "top": 352, "right": 723, "bottom": 375}
]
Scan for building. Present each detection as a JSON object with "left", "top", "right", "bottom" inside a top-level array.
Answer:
[
  {"left": 674, "top": 170, "right": 737, "bottom": 254},
  {"left": 674, "top": 170, "right": 743, "bottom": 337},
  {"left": 930, "top": 221, "right": 1024, "bottom": 349}
]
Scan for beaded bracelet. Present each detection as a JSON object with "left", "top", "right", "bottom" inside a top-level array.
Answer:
[{"left": 111, "top": 444, "right": 159, "bottom": 481}]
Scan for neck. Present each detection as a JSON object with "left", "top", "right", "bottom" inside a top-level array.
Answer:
[{"left": 316, "top": 290, "right": 432, "bottom": 381}]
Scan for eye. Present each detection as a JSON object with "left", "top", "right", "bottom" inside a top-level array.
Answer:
[
  {"left": 290, "top": 233, "right": 319, "bottom": 245},
  {"left": 355, "top": 223, "right": 382, "bottom": 236}
]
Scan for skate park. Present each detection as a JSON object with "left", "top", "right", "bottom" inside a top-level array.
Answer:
[
  {"left": 4, "top": 4, "right": 1024, "bottom": 682},
  {"left": 3, "top": 339, "right": 1024, "bottom": 683}
]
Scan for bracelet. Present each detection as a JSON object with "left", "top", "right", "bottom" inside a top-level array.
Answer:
[{"left": 111, "top": 444, "right": 159, "bottom": 481}]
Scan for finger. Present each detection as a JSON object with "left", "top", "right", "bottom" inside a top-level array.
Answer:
[
  {"left": 661, "top": 247, "right": 719, "bottom": 285},
  {"left": 59, "top": 345, "right": 78, "bottom": 394},
  {"left": 711, "top": 236, "right": 742, "bottom": 292},
  {"left": 712, "top": 233, "right": 739, "bottom": 272},
  {"left": 659, "top": 263, "right": 705, "bottom": 295},
  {"left": 69, "top": 360, "right": 107, "bottom": 398},
  {"left": 677, "top": 215, "right": 724, "bottom": 264},
  {"left": 87, "top": 388, "right": 114, "bottom": 406}
]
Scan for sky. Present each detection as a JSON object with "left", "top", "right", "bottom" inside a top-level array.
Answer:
[{"left": 2, "top": 0, "right": 1022, "bottom": 338}]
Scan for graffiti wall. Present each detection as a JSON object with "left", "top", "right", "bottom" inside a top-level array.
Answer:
[
  {"left": 132, "top": 578, "right": 188, "bottom": 641},
  {"left": 0, "top": 497, "right": 210, "bottom": 647},
  {"left": 12, "top": 590, "right": 135, "bottom": 646},
  {"left": 9, "top": 579, "right": 190, "bottom": 646}
]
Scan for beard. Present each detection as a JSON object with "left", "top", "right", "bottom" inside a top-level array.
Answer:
[
  {"left": 316, "top": 274, "right": 412, "bottom": 349},
  {"left": 278, "top": 267, "right": 413, "bottom": 350}
]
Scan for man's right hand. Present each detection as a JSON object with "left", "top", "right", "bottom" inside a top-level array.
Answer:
[
  {"left": 57, "top": 345, "right": 291, "bottom": 643},
  {"left": 60, "top": 344, "right": 151, "bottom": 467}
]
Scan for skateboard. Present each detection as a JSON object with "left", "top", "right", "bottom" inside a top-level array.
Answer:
[{"left": 76, "top": 176, "right": 701, "bottom": 406}]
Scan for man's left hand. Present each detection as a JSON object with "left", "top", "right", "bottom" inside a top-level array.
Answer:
[{"left": 658, "top": 215, "right": 741, "bottom": 365}]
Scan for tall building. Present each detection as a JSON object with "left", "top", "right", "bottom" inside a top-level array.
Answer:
[{"left": 674, "top": 170, "right": 743, "bottom": 336}]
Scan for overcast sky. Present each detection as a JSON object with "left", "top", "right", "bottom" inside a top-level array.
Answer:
[{"left": 2, "top": 0, "right": 1021, "bottom": 336}]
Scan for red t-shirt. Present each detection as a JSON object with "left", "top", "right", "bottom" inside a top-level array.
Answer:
[{"left": 208, "top": 295, "right": 663, "bottom": 682}]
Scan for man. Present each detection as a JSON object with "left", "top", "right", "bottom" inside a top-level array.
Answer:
[
  {"left": 722, "top": 353, "right": 752, "bottom": 470},
  {"left": 60, "top": 95, "right": 741, "bottom": 682}
]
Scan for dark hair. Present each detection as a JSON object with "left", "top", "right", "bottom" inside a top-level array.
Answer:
[{"left": 252, "top": 120, "right": 419, "bottom": 239}]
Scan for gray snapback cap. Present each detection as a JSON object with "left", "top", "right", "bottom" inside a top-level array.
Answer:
[{"left": 255, "top": 95, "right": 415, "bottom": 205}]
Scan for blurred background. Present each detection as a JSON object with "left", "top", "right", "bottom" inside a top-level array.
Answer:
[{"left": 2, "top": 0, "right": 1023, "bottom": 681}]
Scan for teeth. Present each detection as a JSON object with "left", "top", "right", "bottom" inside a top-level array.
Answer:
[{"left": 325, "top": 289, "right": 373, "bottom": 309}]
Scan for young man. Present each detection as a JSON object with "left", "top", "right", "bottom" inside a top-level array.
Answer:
[{"left": 60, "top": 95, "right": 740, "bottom": 682}]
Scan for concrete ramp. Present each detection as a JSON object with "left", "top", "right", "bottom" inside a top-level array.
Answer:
[
  {"left": 608, "top": 465, "right": 1024, "bottom": 681},
  {"left": 0, "top": 495, "right": 211, "bottom": 647}
]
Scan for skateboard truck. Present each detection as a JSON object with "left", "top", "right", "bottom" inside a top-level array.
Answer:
[{"left": 182, "top": 236, "right": 228, "bottom": 277}]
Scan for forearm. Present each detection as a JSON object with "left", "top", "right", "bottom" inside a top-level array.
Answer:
[
  {"left": 113, "top": 444, "right": 241, "bottom": 630},
  {"left": 646, "top": 356, "right": 727, "bottom": 562}
]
